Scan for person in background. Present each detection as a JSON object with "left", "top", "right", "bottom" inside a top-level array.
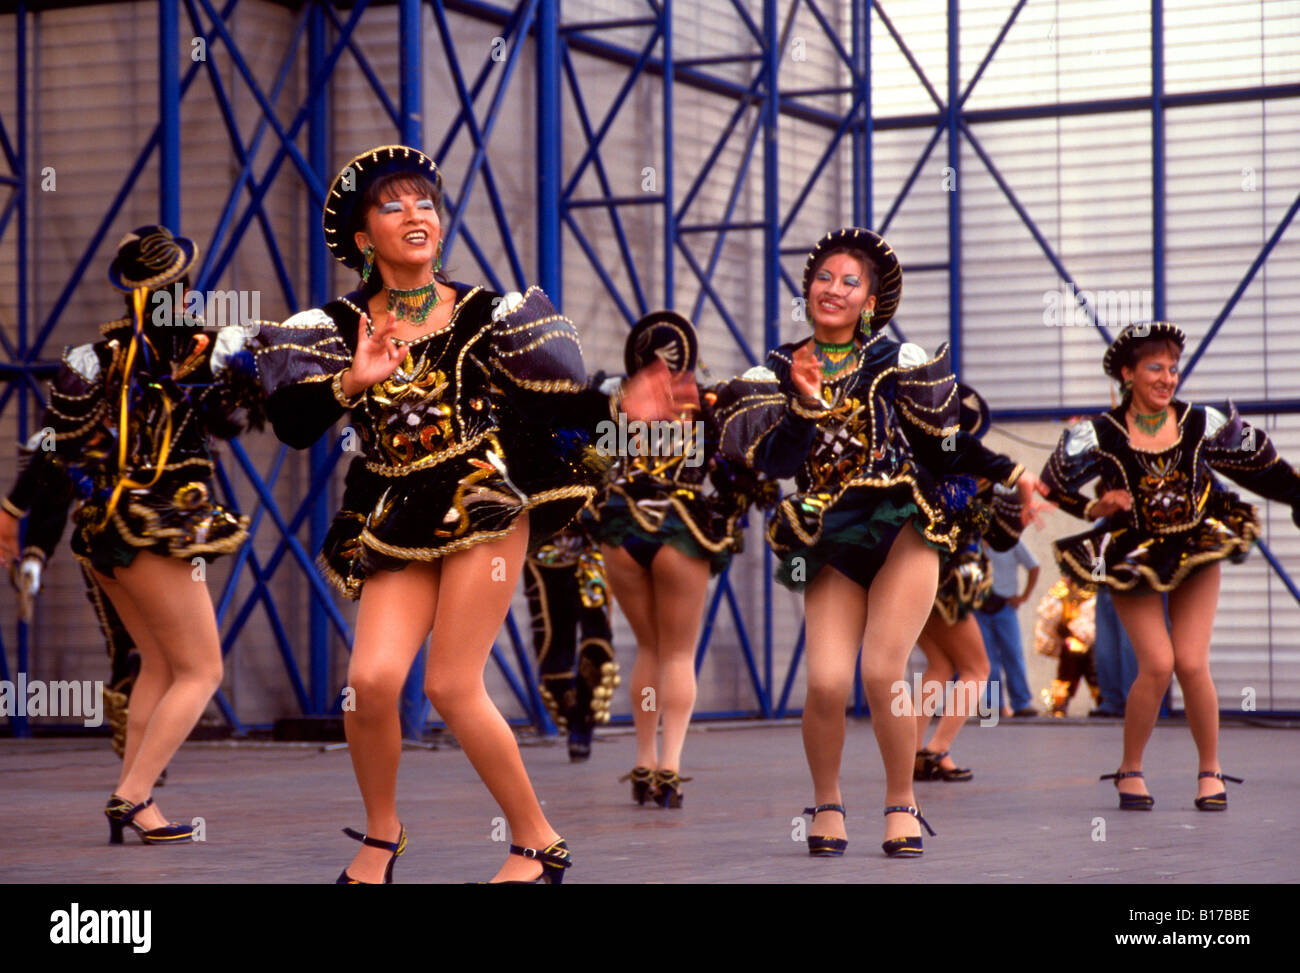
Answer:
[{"left": 975, "top": 530, "right": 1039, "bottom": 718}]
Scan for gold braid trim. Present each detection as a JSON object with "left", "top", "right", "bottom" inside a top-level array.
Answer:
[
  {"left": 2, "top": 497, "right": 26, "bottom": 518},
  {"left": 607, "top": 483, "right": 735, "bottom": 555},
  {"left": 1055, "top": 528, "right": 1257, "bottom": 594}
]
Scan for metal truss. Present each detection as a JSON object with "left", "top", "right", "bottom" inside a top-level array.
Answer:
[{"left": 4, "top": 1, "right": 1300, "bottom": 736}]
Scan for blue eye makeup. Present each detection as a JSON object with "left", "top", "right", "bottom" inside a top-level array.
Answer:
[
  {"left": 416, "top": 199, "right": 435, "bottom": 210},
  {"left": 843, "top": 275, "right": 861, "bottom": 288},
  {"left": 379, "top": 201, "right": 402, "bottom": 214}
]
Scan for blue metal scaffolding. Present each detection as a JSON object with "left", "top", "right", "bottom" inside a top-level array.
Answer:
[{"left": 4, "top": 1, "right": 1300, "bottom": 735}]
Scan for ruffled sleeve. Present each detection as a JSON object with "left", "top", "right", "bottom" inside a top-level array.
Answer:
[
  {"left": 712, "top": 355, "right": 825, "bottom": 479},
  {"left": 196, "top": 324, "right": 268, "bottom": 440},
  {"left": 1202, "top": 402, "right": 1300, "bottom": 526},
  {"left": 1041, "top": 419, "right": 1102, "bottom": 520},
  {"left": 895, "top": 343, "right": 1022, "bottom": 487},
  {"left": 254, "top": 308, "right": 354, "bottom": 448}
]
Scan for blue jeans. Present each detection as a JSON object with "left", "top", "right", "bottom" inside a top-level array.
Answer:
[
  {"left": 1093, "top": 589, "right": 1139, "bottom": 716},
  {"left": 975, "top": 605, "right": 1034, "bottom": 711}
]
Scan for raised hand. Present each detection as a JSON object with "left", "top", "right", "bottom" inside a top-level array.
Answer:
[
  {"left": 790, "top": 342, "right": 823, "bottom": 402},
  {"left": 1015, "top": 470, "right": 1053, "bottom": 528},
  {"left": 621, "top": 358, "right": 679, "bottom": 422},
  {"left": 344, "top": 309, "right": 406, "bottom": 396}
]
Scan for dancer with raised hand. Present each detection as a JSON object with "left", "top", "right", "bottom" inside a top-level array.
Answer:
[
  {"left": 1041, "top": 322, "right": 1300, "bottom": 811},
  {"left": 254, "top": 146, "right": 681, "bottom": 884},
  {"left": 0, "top": 225, "right": 264, "bottom": 845},
  {"left": 595, "top": 312, "right": 772, "bottom": 809},
  {"left": 713, "top": 228, "right": 1044, "bottom": 857}
]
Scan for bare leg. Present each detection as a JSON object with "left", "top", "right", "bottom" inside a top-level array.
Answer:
[
  {"left": 649, "top": 545, "right": 711, "bottom": 772},
  {"left": 602, "top": 544, "right": 660, "bottom": 769},
  {"left": 424, "top": 514, "right": 561, "bottom": 883},
  {"left": 1167, "top": 565, "right": 1224, "bottom": 798},
  {"left": 341, "top": 562, "right": 437, "bottom": 883},
  {"left": 913, "top": 617, "right": 954, "bottom": 761},
  {"left": 93, "top": 553, "right": 223, "bottom": 831},
  {"left": 919, "top": 613, "right": 990, "bottom": 767},
  {"left": 1110, "top": 592, "right": 1174, "bottom": 799},
  {"left": 801, "top": 566, "right": 870, "bottom": 841},
  {"left": 860, "top": 526, "right": 940, "bottom": 843}
]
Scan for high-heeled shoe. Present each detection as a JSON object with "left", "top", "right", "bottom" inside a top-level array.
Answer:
[
  {"left": 914, "top": 748, "right": 972, "bottom": 782},
  {"left": 1099, "top": 770, "right": 1154, "bottom": 810},
  {"left": 335, "top": 825, "right": 407, "bottom": 884},
  {"left": 652, "top": 769, "right": 692, "bottom": 808},
  {"left": 801, "top": 804, "right": 847, "bottom": 857},
  {"left": 881, "top": 805, "right": 935, "bottom": 858},
  {"left": 498, "top": 838, "right": 573, "bottom": 884},
  {"left": 619, "top": 766, "right": 653, "bottom": 805},
  {"left": 1194, "top": 771, "right": 1243, "bottom": 811},
  {"left": 104, "top": 795, "right": 194, "bottom": 845}
]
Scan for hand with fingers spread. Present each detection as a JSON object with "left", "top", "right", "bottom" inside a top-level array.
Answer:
[
  {"left": 621, "top": 358, "right": 696, "bottom": 423},
  {"left": 790, "top": 341, "right": 823, "bottom": 404},
  {"left": 342, "top": 309, "right": 407, "bottom": 398}
]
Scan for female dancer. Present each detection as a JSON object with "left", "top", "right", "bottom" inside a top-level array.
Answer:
[
  {"left": 0, "top": 225, "right": 263, "bottom": 842},
  {"left": 594, "top": 312, "right": 767, "bottom": 808},
  {"left": 254, "top": 146, "right": 678, "bottom": 883},
  {"left": 1041, "top": 322, "right": 1300, "bottom": 810},
  {"left": 914, "top": 387, "right": 1026, "bottom": 781},
  {"left": 714, "top": 227, "right": 1042, "bottom": 856}
]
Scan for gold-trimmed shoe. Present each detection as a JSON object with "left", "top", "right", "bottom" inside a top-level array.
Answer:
[
  {"left": 1194, "top": 771, "right": 1242, "bottom": 811},
  {"left": 336, "top": 824, "right": 407, "bottom": 884},
  {"left": 652, "top": 769, "right": 692, "bottom": 808},
  {"left": 104, "top": 795, "right": 193, "bottom": 845},
  {"left": 881, "top": 805, "right": 935, "bottom": 858}
]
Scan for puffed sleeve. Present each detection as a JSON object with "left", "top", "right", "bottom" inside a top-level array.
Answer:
[
  {"left": 254, "top": 308, "right": 354, "bottom": 449},
  {"left": 487, "top": 286, "right": 614, "bottom": 432},
  {"left": 983, "top": 483, "right": 1025, "bottom": 552},
  {"left": 894, "top": 343, "right": 1023, "bottom": 487},
  {"left": 196, "top": 324, "right": 268, "bottom": 440},
  {"left": 1041, "top": 419, "right": 1103, "bottom": 520},
  {"left": 1202, "top": 402, "right": 1300, "bottom": 527},
  {"left": 711, "top": 357, "right": 826, "bottom": 479}
]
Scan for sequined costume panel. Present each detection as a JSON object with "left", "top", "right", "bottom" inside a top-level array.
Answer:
[
  {"left": 713, "top": 334, "right": 1021, "bottom": 590},
  {"left": 6, "top": 318, "right": 266, "bottom": 575},
  {"left": 256, "top": 284, "right": 609, "bottom": 598},
  {"left": 1041, "top": 400, "right": 1300, "bottom": 592}
]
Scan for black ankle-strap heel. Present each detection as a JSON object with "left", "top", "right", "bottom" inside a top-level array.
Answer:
[
  {"left": 881, "top": 805, "right": 935, "bottom": 858},
  {"left": 619, "top": 766, "right": 653, "bottom": 805},
  {"left": 1100, "top": 770, "right": 1154, "bottom": 810},
  {"left": 336, "top": 825, "right": 407, "bottom": 884},
  {"left": 1194, "top": 771, "right": 1243, "bottom": 812},
  {"left": 505, "top": 838, "right": 572, "bottom": 884},
  {"left": 104, "top": 795, "right": 194, "bottom": 845},
  {"left": 802, "top": 804, "right": 848, "bottom": 857}
]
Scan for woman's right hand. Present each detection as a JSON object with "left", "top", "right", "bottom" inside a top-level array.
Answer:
[
  {"left": 790, "top": 342, "right": 823, "bottom": 402},
  {"left": 344, "top": 310, "right": 406, "bottom": 396},
  {"left": 0, "top": 509, "right": 20, "bottom": 567},
  {"left": 1089, "top": 489, "right": 1132, "bottom": 519}
]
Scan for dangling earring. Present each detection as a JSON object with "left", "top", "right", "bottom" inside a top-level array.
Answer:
[
  {"left": 433, "top": 239, "right": 443, "bottom": 276},
  {"left": 860, "top": 307, "right": 874, "bottom": 329},
  {"left": 1122, "top": 379, "right": 1133, "bottom": 395},
  {"left": 360, "top": 245, "right": 375, "bottom": 284}
]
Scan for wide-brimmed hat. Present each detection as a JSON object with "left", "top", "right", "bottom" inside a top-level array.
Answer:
[
  {"left": 801, "top": 227, "right": 902, "bottom": 332},
  {"left": 957, "top": 383, "right": 991, "bottom": 439},
  {"left": 1102, "top": 321, "right": 1185, "bottom": 379},
  {"left": 322, "top": 144, "right": 443, "bottom": 271},
  {"left": 624, "top": 310, "right": 698, "bottom": 375},
  {"left": 107, "top": 225, "right": 198, "bottom": 292}
]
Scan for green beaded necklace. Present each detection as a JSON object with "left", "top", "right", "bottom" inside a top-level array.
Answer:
[
  {"left": 1130, "top": 408, "right": 1169, "bottom": 435},
  {"left": 814, "top": 338, "right": 858, "bottom": 379},
  {"left": 386, "top": 281, "right": 440, "bottom": 325}
]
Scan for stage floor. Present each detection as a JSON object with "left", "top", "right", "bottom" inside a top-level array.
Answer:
[{"left": 1, "top": 718, "right": 1296, "bottom": 884}]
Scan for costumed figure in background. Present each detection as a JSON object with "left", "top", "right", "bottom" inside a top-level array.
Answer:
[
  {"left": 254, "top": 146, "right": 681, "bottom": 883},
  {"left": 713, "top": 228, "right": 1044, "bottom": 857},
  {"left": 914, "top": 386, "right": 1028, "bottom": 781},
  {"left": 1033, "top": 575, "right": 1099, "bottom": 717},
  {"left": 0, "top": 225, "right": 264, "bottom": 845},
  {"left": 1041, "top": 322, "right": 1300, "bottom": 811},
  {"left": 523, "top": 506, "right": 619, "bottom": 762},
  {"left": 595, "top": 311, "right": 773, "bottom": 808}
]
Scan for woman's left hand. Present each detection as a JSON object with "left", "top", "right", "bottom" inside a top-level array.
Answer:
[
  {"left": 621, "top": 359, "right": 697, "bottom": 422},
  {"left": 1015, "top": 470, "right": 1053, "bottom": 527}
]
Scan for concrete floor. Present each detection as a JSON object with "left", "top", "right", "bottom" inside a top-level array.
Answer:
[{"left": 1, "top": 718, "right": 1296, "bottom": 884}]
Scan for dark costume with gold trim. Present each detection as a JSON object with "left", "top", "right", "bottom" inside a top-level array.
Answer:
[
  {"left": 714, "top": 336, "right": 1023, "bottom": 591},
  {"left": 4, "top": 316, "right": 264, "bottom": 577},
  {"left": 1034, "top": 577, "right": 1099, "bottom": 716},
  {"left": 524, "top": 514, "right": 618, "bottom": 752},
  {"left": 256, "top": 285, "right": 612, "bottom": 598},
  {"left": 1042, "top": 400, "right": 1300, "bottom": 592}
]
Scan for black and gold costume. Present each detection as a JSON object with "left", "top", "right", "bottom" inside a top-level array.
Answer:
[
  {"left": 1042, "top": 400, "right": 1300, "bottom": 592},
  {"left": 255, "top": 285, "right": 613, "bottom": 597},
  {"left": 524, "top": 516, "right": 618, "bottom": 753},
  {"left": 4, "top": 315, "right": 265, "bottom": 577},
  {"left": 714, "top": 336, "right": 1023, "bottom": 591},
  {"left": 1034, "top": 576, "right": 1099, "bottom": 716}
]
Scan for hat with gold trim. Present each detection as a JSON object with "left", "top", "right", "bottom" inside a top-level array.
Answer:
[
  {"left": 801, "top": 227, "right": 902, "bottom": 332},
  {"left": 107, "top": 225, "right": 198, "bottom": 292},
  {"left": 625, "top": 310, "right": 698, "bottom": 375},
  {"left": 1102, "top": 321, "right": 1185, "bottom": 379},
  {"left": 322, "top": 144, "right": 442, "bottom": 271}
]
